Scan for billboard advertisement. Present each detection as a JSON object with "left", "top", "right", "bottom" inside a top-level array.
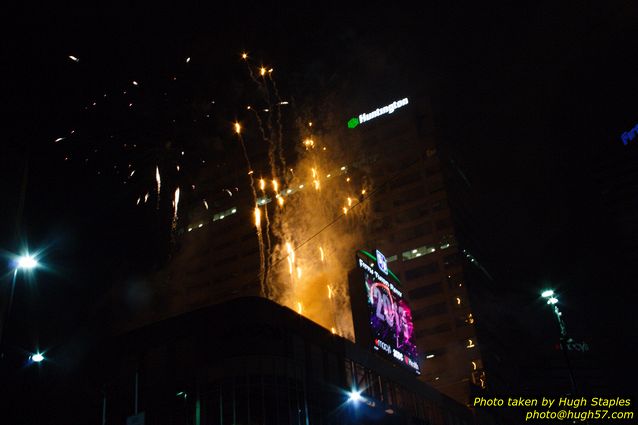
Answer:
[{"left": 356, "top": 251, "right": 420, "bottom": 374}]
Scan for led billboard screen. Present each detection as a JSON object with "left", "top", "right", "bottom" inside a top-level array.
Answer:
[{"left": 356, "top": 252, "right": 420, "bottom": 374}]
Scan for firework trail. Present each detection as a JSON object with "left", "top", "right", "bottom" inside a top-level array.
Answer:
[{"left": 234, "top": 122, "right": 266, "bottom": 296}]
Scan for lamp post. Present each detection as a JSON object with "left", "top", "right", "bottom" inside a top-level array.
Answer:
[
  {"left": 541, "top": 289, "right": 577, "bottom": 395},
  {"left": 0, "top": 253, "right": 39, "bottom": 357}
]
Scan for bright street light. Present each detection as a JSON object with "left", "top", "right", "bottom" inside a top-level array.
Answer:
[
  {"left": 540, "top": 289, "right": 577, "bottom": 394},
  {"left": 348, "top": 390, "right": 363, "bottom": 403},
  {"left": 17, "top": 255, "right": 38, "bottom": 270},
  {"left": 30, "top": 353, "right": 44, "bottom": 363}
]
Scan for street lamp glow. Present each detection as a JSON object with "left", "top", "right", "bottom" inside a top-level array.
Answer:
[
  {"left": 348, "top": 390, "right": 363, "bottom": 403},
  {"left": 31, "top": 353, "right": 44, "bottom": 362},
  {"left": 541, "top": 289, "right": 554, "bottom": 298},
  {"left": 17, "top": 255, "right": 38, "bottom": 270}
]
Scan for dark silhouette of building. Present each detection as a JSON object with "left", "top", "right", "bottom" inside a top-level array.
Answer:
[{"left": 94, "top": 297, "right": 474, "bottom": 425}]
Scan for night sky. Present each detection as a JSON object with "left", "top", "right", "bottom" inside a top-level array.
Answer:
[{"left": 2, "top": 2, "right": 637, "bottom": 421}]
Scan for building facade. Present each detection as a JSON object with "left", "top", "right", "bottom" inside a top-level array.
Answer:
[{"left": 95, "top": 297, "right": 474, "bottom": 425}]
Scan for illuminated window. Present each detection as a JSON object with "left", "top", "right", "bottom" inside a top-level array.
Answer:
[
  {"left": 466, "top": 313, "right": 475, "bottom": 324},
  {"left": 401, "top": 244, "right": 436, "bottom": 261},
  {"left": 438, "top": 234, "right": 456, "bottom": 250}
]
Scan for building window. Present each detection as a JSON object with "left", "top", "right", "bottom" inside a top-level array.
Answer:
[
  {"left": 414, "top": 323, "right": 452, "bottom": 338},
  {"left": 409, "top": 283, "right": 444, "bottom": 300},
  {"left": 412, "top": 301, "right": 447, "bottom": 320},
  {"left": 404, "top": 262, "right": 439, "bottom": 280},
  {"left": 401, "top": 244, "right": 437, "bottom": 261}
]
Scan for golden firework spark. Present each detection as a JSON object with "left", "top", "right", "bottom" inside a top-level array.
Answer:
[
  {"left": 319, "top": 246, "right": 325, "bottom": 262},
  {"left": 234, "top": 122, "right": 241, "bottom": 134},
  {"left": 173, "top": 187, "right": 180, "bottom": 218},
  {"left": 254, "top": 206, "right": 261, "bottom": 227}
]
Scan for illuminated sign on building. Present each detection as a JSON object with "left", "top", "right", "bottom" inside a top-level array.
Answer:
[
  {"left": 347, "top": 98, "right": 409, "bottom": 128},
  {"left": 356, "top": 250, "right": 420, "bottom": 374},
  {"left": 621, "top": 123, "right": 638, "bottom": 145},
  {"left": 376, "top": 249, "right": 388, "bottom": 275}
]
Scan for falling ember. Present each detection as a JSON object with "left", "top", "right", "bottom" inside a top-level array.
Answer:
[
  {"left": 296, "top": 267, "right": 302, "bottom": 280},
  {"left": 327, "top": 285, "right": 332, "bottom": 299},
  {"left": 260, "top": 67, "right": 266, "bottom": 76},
  {"left": 144, "top": 193, "right": 149, "bottom": 203},
  {"left": 303, "top": 138, "right": 314, "bottom": 149},
  {"left": 343, "top": 207, "right": 348, "bottom": 215},
  {"left": 331, "top": 327, "right": 336, "bottom": 335},
  {"left": 286, "top": 242, "right": 295, "bottom": 263},
  {"left": 347, "top": 197, "right": 353, "bottom": 206},
  {"left": 297, "top": 302, "right": 303, "bottom": 314},
  {"left": 173, "top": 187, "right": 180, "bottom": 218},
  {"left": 314, "top": 180, "right": 320, "bottom": 190},
  {"left": 259, "top": 179, "right": 265, "bottom": 191},
  {"left": 68, "top": 55, "right": 79, "bottom": 62},
  {"left": 288, "top": 257, "right": 293, "bottom": 276},
  {"left": 254, "top": 206, "right": 261, "bottom": 227},
  {"left": 272, "top": 179, "right": 279, "bottom": 193},
  {"left": 129, "top": 170, "right": 135, "bottom": 177},
  {"left": 176, "top": 165, "right": 180, "bottom": 171},
  {"left": 241, "top": 52, "right": 248, "bottom": 60},
  {"left": 185, "top": 57, "right": 191, "bottom": 63},
  {"left": 277, "top": 195, "right": 284, "bottom": 207},
  {"left": 361, "top": 189, "right": 366, "bottom": 195},
  {"left": 203, "top": 200, "right": 209, "bottom": 209},
  {"left": 155, "top": 166, "right": 161, "bottom": 200},
  {"left": 54, "top": 137, "right": 65, "bottom": 143},
  {"left": 319, "top": 247, "right": 325, "bottom": 262},
  {"left": 311, "top": 168, "right": 317, "bottom": 178},
  {"left": 136, "top": 197, "right": 141, "bottom": 205},
  {"left": 234, "top": 122, "right": 241, "bottom": 134},
  {"left": 132, "top": 81, "right": 138, "bottom": 86}
]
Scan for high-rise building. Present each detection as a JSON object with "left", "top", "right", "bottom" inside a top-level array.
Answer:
[{"left": 108, "top": 81, "right": 505, "bottom": 407}]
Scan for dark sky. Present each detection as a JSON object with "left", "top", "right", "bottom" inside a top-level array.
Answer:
[{"left": 1, "top": 2, "right": 637, "bottom": 418}]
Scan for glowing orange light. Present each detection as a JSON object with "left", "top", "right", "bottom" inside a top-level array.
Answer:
[
  {"left": 254, "top": 206, "right": 261, "bottom": 227},
  {"left": 241, "top": 52, "right": 248, "bottom": 60},
  {"left": 234, "top": 122, "right": 241, "bottom": 134}
]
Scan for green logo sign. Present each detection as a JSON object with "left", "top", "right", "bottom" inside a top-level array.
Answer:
[{"left": 347, "top": 117, "right": 360, "bottom": 129}]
